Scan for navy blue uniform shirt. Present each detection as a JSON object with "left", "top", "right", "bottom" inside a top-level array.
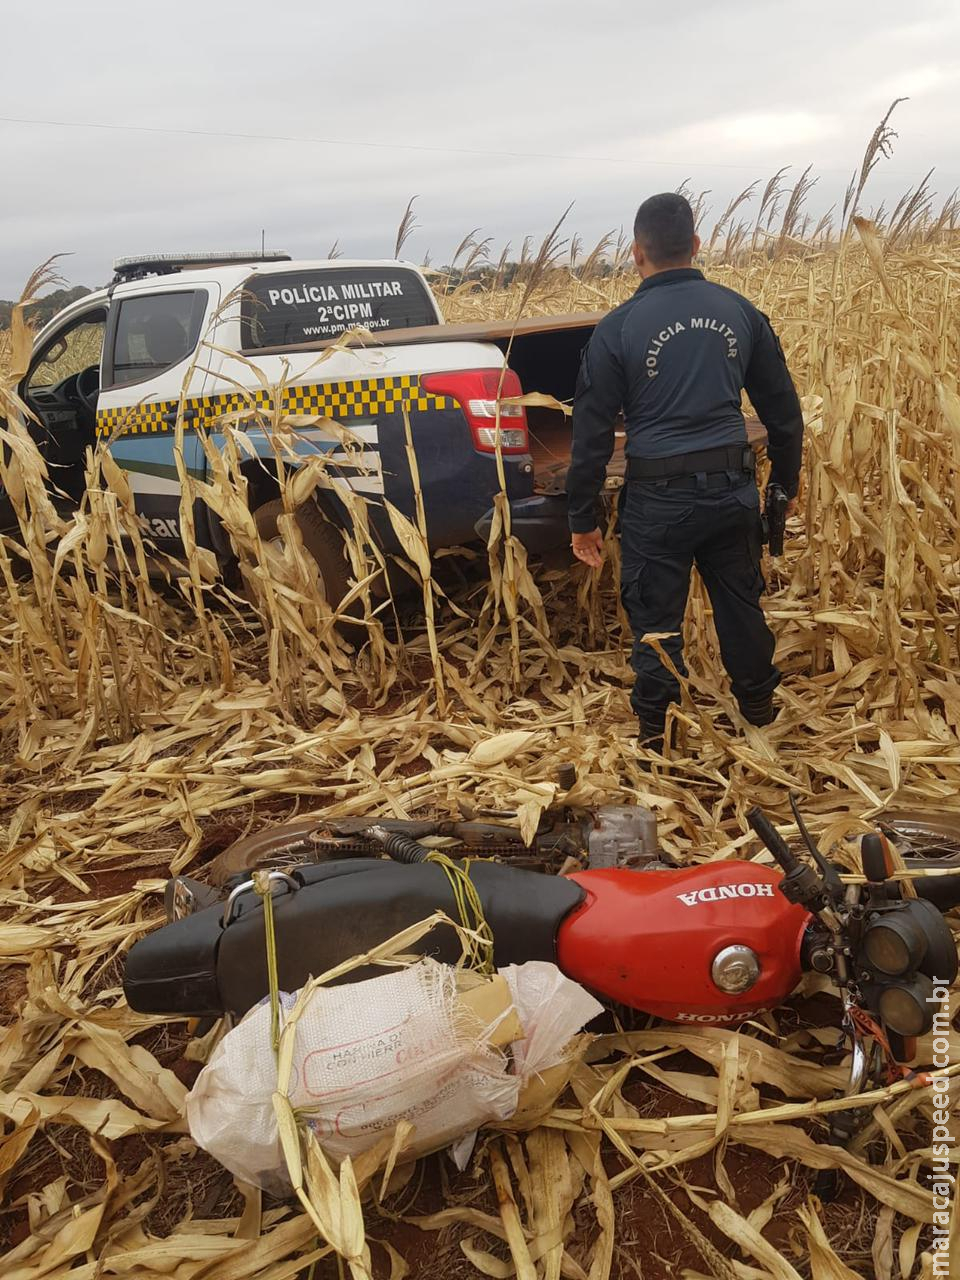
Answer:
[{"left": 566, "top": 268, "right": 804, "bottom": 533}]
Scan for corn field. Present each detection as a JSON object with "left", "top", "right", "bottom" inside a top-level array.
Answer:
[{"left": 1, "top": 213, "right": 959, "bottom": 1279}]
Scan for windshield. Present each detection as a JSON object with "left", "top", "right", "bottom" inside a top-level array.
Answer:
[{"left": 241, "top": 267, "right": 438, "bottom": 349}]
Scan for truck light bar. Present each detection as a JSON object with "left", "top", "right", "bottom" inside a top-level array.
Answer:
[{"left": 112, "top": 250, "right": 292, "bottom": 282}]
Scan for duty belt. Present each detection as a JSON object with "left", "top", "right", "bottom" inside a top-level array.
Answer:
[{"left": 626, "top": 444, "right": 756, "bottom": 483}]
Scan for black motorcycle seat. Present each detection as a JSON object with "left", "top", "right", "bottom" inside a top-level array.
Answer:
[{"left": 123, "top": 858, "right": 586, "bottom": 1018}]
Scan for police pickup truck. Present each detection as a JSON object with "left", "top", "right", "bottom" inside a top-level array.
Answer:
[{"left": 8, "top": 251, "right": 598, "bottom": 598}]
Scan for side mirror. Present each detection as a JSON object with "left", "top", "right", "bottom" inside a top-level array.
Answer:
[{"left": 40, "top": 338, "right": 67, "bottom": 366}]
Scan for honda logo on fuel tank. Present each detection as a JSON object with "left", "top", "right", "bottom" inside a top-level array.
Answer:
[{"left": 677, "top": 883, "right": 776, "bottom": 907}]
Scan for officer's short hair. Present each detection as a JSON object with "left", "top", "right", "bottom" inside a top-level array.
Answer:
[{"left": 633, "top": 194, "right": 696, "bottom": 266}]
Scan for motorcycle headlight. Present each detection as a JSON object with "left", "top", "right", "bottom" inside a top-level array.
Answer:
[
  {"left": 862, "top": 913, "right": 926, "bottom": 976},
  {"left": 878, "top": 974, "right": 935, "bottom": 1037},
  {"left": 711, "top": 945, "right": 760, "bottom": 994}
]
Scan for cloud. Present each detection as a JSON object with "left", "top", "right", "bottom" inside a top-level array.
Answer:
[
  {"left": 645, "top": 111, "right": 840, "bottom": 161},
  {"left": 2, "top": 0, "right": 960, "bottom": 295},
  {"left": 864, "top": 63, "right": 960, "bottom": 103}
]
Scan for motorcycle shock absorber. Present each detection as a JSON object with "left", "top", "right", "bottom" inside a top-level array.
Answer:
[{"left": 364, "top": 825, "right": 432, "bottom": 864}]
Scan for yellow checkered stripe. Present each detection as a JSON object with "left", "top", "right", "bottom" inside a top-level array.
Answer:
[
  {"left": 96, "top": 375, "right": 451, "bottom": 437},
  {"left": 96, "top": 398, "right": 198, "bottom": 436}
]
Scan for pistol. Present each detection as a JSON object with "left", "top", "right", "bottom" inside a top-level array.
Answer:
[{"left": 763, "top": 483, "right": 790, "bottom": 557}]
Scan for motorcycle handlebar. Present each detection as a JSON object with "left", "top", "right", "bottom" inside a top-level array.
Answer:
[{"left": 747, "top": 807, "right": 801, "bottom": 874}]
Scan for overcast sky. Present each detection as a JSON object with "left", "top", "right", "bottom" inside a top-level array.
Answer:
[{"left": 2, "top": 0, "right": 959, "bottom": 297}]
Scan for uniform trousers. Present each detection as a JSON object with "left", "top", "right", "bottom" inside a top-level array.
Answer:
[{"left": 619, "top": 472, "right": 781, "bottom": 721}]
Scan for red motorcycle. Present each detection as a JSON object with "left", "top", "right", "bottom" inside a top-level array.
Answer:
[{"left": 125, "top": 797, "right": 959, "bottom": 1119}]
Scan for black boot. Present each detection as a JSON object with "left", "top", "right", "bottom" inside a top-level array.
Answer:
[
  {"left": 637, "top": 708, "right": 668, "bottom": 753},
  {"left": 738, "top": 693, "right": 776, "bottom": 726}
]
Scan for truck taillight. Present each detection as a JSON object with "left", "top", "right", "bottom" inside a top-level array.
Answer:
[{"left": 420, "top": 369, "right": 529, "bottom": 454}]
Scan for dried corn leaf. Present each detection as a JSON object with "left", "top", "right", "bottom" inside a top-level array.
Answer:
[{"left": 4, "top": 224, "right": 960, "bottom": 1280}]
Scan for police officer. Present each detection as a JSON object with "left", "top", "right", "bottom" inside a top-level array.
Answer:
[{"left": 566, "top": 193, "right": 803, "bottom": 747}]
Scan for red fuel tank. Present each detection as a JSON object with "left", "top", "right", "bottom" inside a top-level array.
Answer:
[{"left": 557, "top": 861, "right": 810, "bottom": 1023}]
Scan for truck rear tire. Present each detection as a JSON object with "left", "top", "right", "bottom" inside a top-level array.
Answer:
[{"left": 252, "top": 498, "right": 355, "bottom": 615}]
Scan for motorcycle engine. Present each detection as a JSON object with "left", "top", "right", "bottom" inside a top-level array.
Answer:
[{"left": 585, "top": 805, "right": 661, "bottom": 869}]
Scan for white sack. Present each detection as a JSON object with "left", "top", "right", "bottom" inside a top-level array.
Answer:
[
  {"left": 501, "top": 960, "right": 603, "bottom": 1080},
  {"left": 186, "top": 957, "right": 601, "bottom": 1190}
]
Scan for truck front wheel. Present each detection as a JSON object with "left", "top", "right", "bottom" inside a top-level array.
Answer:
[{"left": 252, "top": 498, "right": 356, "bottom": 615}]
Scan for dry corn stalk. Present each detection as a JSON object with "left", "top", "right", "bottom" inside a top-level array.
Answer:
[{"left": 3, "top": 221, "right": 960, "bottom": 1276}]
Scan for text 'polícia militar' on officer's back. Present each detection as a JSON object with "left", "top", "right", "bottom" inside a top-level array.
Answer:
[{"left": 645, "top": 318, "right": 739, "bottom": 378}]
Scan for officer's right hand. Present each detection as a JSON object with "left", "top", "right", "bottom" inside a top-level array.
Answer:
[{"left": 571, "top": 528, "right": 604, "bottom": 568}]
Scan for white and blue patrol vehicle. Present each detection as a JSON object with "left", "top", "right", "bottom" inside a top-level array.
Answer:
[{"left": 8, "top": 251, "right": 597, "bottom": 598}]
